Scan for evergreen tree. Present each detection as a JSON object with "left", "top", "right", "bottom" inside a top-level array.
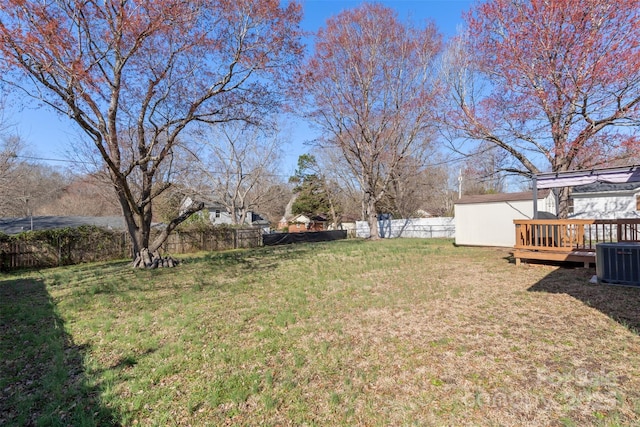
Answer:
[{"left": 289, "top": 154, "right": 341, "bottom": 223}]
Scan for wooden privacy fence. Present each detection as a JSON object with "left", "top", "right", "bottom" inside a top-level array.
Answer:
[
  {"left": 161, "top": 227, "right": 262, "bottom": 253},
  {"left": 513, "top": 219, "right": 640, "bottom": 266},
  {"left": 1, "top": 226, "right": 263, "bottom": 271},
  {"left": 0, "top": 228, "right": 129, "bottom": 271}
]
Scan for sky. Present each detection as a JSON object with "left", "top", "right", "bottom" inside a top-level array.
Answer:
[{"left": 7, "top": 0, "right": 474, "bottom": 174}]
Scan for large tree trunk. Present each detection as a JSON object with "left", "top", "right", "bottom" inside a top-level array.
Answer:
[
  {"left": 556, "top": 186, "right": 571, "bottom": 219},
  {"left": 365, "top": 194, "right": 380, "bottom": 239},
  {"left": 328, "top": 199, "right": 339, "bottom": 230},
  {"left": 122, "top": 195, "right": 204, "bottom": 269}
]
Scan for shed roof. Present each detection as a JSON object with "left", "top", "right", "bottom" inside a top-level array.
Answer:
[{"left": 455, "top": 190, "right": 551, "bottom": 205}]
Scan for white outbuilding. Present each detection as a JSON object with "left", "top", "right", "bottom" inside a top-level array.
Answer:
[{"left": 454, "top": 190, "right": 557, "bottom": 247}]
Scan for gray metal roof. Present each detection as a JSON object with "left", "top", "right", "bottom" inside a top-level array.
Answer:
[
  {"left": 572, "top": 181, "right": 640, "bottom": 194},
  {"left": 0, "top": 216, "right": 126, "bottom": 235}
]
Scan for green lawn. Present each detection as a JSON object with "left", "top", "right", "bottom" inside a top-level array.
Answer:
[{"left": 2, "top": 239, "right": 640, "bottom": 426}]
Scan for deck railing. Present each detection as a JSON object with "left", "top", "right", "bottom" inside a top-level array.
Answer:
[{"left": 514, "top": 219, "right": 640, "bottom": 253}]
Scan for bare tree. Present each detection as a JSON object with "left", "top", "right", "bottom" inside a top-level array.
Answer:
[
  {"left": 459, "top": 142, "right": 508, "bottom": 196},
  {"left": 0, "top": 135, "right": 24, "bottom": 216},
  {"left": 0, "top": 152, "right": 69, "bottom": 218},
  {"left": 188, "top": 123, "right": 284, "bottom": 225},
  {"left": 421, "top": 164, "right": 457, "bottom": 217},
  {"left": 298, "top": 4, "right": 442, "bottom": 238},
  {"left": 38, "top": 172, "right": 121, "bottom": 216},
  {"left": 315, "top": 148, "right": 362, "bottom": 221},
  {"left": 249, "top": 182, "right": 292, "bottom": 227},
  {"left": 372, "top": 156, "right": 456, "bottom": 218},
  {"left": 379, "top": 158, "right": 428, "bottom": 218}
]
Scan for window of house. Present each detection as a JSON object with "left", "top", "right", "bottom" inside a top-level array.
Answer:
[
  {"left": 636, "top": 195, "right": 640, "bottom": 211},
  {"left": 215, "top": 210, "right": 221, "bottom": 218}
]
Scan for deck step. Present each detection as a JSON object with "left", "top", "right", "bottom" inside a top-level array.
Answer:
[{"left": 513, "top": 249, "right": 595, "bottom": 267}]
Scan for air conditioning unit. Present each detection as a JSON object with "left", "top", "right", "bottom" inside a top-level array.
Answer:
[{"left": 596, "top": 242, "right": 640, "bottom": 286}]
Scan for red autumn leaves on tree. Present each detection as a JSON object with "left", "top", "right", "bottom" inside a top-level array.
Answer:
[
  {"left": 443, "top": 0, "right": 640, "bottom": 216},
  {"left": 0, "top": 0, "right": 303, "bottom": 265}
]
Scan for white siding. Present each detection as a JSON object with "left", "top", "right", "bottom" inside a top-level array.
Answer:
[
  {"left": 208, "top": 209, "right": 259, "bottom": 225},
  {"left": 571, "top": 193, "right": 640, "bottom": 219},
  {"left": 454, "top": 195, "right": 556, "bottom": 247},
  {"left": 209, "top": 209, "right": 233, "bottom": 225}
]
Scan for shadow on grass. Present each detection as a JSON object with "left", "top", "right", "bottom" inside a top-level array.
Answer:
[
  {"left": 528, "top": 266, "right": 640, "bottom": 334},
  {"left": 0, "top": 278, "right": 120, "bottom": 426}
]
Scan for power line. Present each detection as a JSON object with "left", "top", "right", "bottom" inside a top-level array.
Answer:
[
  {"left": 16, "top": 154, "right": 293, "bottom": 178},
  {"left": 16, "top": 155, "right": 94, "bottom": 164},
  {"left": 15, "top": 151, "right": 500, "bottom": 176}
]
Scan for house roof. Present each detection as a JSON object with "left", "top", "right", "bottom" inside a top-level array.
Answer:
[
  {"left": 250, "top": 212, "right": 269, "bottom": 225},
  {"left": 203, "top": 202, "right": 227, "bottom": 210},
  {"left": 290, "top": 214, "right": 327, "bottom": 223},
  {"left": 289, "top": 214, "right": 310, "bottom": 223},
  {"left": 0, "top": 216, "right": 126, "bottom": 235},
  {"left": 572, "top": 181, "right": 640, "bottom": 194},
  {"left": 455, "top": 190, "right": 551, "bottom": 205}
]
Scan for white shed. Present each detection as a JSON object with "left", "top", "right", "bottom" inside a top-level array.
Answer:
[
  {"left": 570, "top": 182, "right": 640, "bottom": 219},
  {"left": 454, "top": 190, "right": 556, "bottom": 247}
]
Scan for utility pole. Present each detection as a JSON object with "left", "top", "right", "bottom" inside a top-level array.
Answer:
[
  {"left": 22, "top": 196, "right": 33, "bottom": 231},
  {"left": 26, "top": 197, "right": 33, "bottom": 231}
]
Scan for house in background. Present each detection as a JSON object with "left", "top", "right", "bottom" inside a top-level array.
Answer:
[
  {"left": 286, "top": 214, "right": 327, "bottom": 233},
  {"left": 454, "top": 190, "right": 557, "bottom": 247},
  {"left": 205, "top": 202, "right": 270, "bottom": 230},
  {"left": 569, "top": 182, "right": 640, "bottom": 219},
  {"left": 181, "top": 198, "right": 269, "bottom": 230}
]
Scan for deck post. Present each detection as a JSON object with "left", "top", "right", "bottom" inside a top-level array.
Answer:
[{"left": 532, "top": 177, "right": 538, "bottom": 219}]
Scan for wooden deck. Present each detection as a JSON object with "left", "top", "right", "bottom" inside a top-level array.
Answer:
[{"left": 513, "top": 219, "right": 640, "bottom": 267}]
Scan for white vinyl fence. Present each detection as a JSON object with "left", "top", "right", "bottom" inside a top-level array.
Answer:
[{"left": 356, "top": 217, "right": 455, "bottom": 239}]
